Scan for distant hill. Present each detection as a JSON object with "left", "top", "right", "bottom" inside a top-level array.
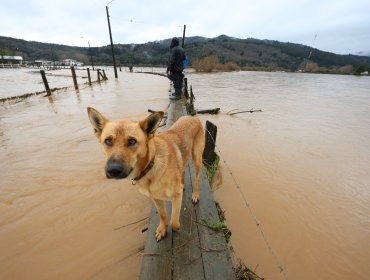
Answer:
[{"left": 1, "top": 35, "right": 369, "bottom": 72}]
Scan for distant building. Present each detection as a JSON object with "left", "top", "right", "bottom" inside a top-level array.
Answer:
[
  {"left": 1, "top": 55, "right": 23, "bottom": 64},
  {"left": 33, "top": 60, "right": 63, "bottom": 67},
  {"left": 34, "top": 60, "right": 53, "bottom": 66},
  {"left": 63, "top": 59, "right": 84, "bottom": 67}
]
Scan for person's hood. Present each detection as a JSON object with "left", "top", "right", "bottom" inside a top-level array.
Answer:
[{"left": 170, "top": 37, "right": 179, "bottom": 48}]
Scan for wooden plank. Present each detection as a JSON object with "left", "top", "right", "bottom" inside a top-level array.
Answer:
[
  {"left": 172, "top": 165, "right": 205, "bottom": 280},
  {"left": 140, "top": 204, "right": 173, "bottom": 280},
  {"left": 189, "top": 165, "right": 235, "bottom": 280},
  {"left": 141, "top": 97, "right": 235, "bottom": 280},
  {"left": 166, "top": 99, "right": 183, "bottom": 128},
  {"left": 141, "top": 98, "right": 183, "bottom": 280}
]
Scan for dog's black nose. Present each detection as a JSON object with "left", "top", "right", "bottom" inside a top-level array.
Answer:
[{"left": 106, "top": 163, "right": 125, "bottom": 179}]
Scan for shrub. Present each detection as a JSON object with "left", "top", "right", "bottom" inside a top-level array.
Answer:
[
  {"left": 192, "top": 55, "right": 240, "bottom": 72},
  {"left": 192, "top": 55, "right": 219, "bottom": 72},
  {"left": 337, "top": 64, "right": 353, "bottom": 74},
  {"left": 220, "top": 61, "right": 241, "bottom": 71}
]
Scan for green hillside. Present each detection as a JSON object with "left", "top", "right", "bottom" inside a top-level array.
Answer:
[{"left": 1, "top": 35, "right": 369, "bottom": 72}]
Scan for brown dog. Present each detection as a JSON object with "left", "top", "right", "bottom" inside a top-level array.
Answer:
[{"left": 87, "top": 107, "right": 205, "bottom": 241}]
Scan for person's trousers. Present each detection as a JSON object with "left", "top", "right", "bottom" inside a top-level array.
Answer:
[{"left": 168, "top": 72, "right": 184, "bottom": 95}]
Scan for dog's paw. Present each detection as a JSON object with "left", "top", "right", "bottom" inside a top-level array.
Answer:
[
  {"left": 192, "top": 192, "right": 200, "bottom": 205},
  {"left": 170, "top": 220, "right": 180, "bottom": 231},
  {"left": 155, "top": 225, "right": 167, "bottom": 241}
]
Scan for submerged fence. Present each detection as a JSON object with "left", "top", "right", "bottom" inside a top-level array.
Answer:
[{"left": 0, "top": 66, "right": 108, "bottom": 103}]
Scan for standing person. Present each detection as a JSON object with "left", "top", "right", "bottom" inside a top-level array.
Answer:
[{"left": 167, "top": 37, "right": 185, "bottom": 100}]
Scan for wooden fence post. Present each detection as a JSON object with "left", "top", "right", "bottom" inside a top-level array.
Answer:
[
  {"left": 87, "top": 68, "right": 92, "bottom": 85},
  {"left": 97, "top": 69, "right": 101, "bottom": 82},
  {"left": 190, "top": 85, "right": 195, "bottom": 110},
  {"left": 71, "top": 66, "right": 78, "bottom": 89},
  {"left": 102, "top": 70, "right": 108, "bottom": 80},
  {"left": 40, "top": 70, "right": 51, "bottom": 96},
  {"left": 203, "top": 121, "right": 217, "bottom": 165},
  {"left": 184, "top": 78, "right": 189, "bottom": 99}
]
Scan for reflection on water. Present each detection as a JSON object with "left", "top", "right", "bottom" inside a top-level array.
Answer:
[
  {"left": 0, "top": 67, "right": 166, "bottom": 100},
  {"left": 0, "top": 68, "right": 92, "bottom": 99},
  {"left": 1, "top": 69, "right": 369, "bottom": 280},
  {"left": 188, "top": 71, "right": 370, "bottom": 280},
  {"left": 0, "top": 71, "right": 169, "bottom": 279}
]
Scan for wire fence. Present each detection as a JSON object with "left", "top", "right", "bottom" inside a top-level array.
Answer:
[{"left": 205, "top": 127, "right": 289, "bottom": 280}]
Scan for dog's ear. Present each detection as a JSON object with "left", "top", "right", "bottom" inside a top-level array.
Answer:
[
  {"left": 87, "top": 107, "right": 109, "bottom": 139},
  {"left": 140, "top": 111, "right": 164, "bottom": 137}
]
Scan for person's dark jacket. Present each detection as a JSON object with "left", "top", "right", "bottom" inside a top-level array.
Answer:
[{"left": 167, "top": 38, "right": 185, "bottom": 73}]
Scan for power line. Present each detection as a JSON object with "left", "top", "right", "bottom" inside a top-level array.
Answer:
[
  {"left": 110, "top": 16, "right": 184, "bottom": 29},
  {"left": 205, "top": 128, "right": 289, "bottom": 280}
]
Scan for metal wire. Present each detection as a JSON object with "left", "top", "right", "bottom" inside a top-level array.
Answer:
[{"left": 205, "top": 128, "right": 289, "bottom": 280}]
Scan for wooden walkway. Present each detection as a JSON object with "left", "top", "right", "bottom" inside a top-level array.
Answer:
[{"left": 140, "top": 99, "right": 235, "bottom": 280}]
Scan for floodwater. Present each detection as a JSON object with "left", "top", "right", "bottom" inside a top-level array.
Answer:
[
  {"left": 188, "top": 71, "right": 370, "bottom": 280},
  {"left": 0, "top": 67, "right": 165, "bottom": 100},
  {"left": 0, "top": 69, "right": 168, "bottom": 279},
  {"left": 0, "top": 69, "right": 369, "bottom": 280},
  {"left": 0, "top": 68, "right": 93, "bottom": 99}
]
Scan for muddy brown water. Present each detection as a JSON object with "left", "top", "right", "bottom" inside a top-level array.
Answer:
[
  {"left": 188, "top": 71, "right": 370, "bottom": 280},
  {"left": 1, "top": 69, "right": 370, "bottom": 279},
  {"left": 0, "top": 71, "right": 168, "bottom": 279}
]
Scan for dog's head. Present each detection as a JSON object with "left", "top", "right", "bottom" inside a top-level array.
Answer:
[{"left": 87, "top": 107, "right": 164, "bottom": 180}]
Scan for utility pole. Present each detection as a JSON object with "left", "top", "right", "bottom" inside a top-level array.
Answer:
[
  {"left": 106, "top": 1, "right": 118, "bottom": 78},
  {"left": 50, "top": 45, "right": 55, "bottom": 69},
  {"left": 88, "top": 41, "right": 95, "bottom": 70},
  {"left": 182, "top": 25, "right": 186, "bottom": 48}
]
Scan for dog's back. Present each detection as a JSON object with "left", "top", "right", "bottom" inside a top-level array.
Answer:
[{"left": 159, "top": 116, "right": 205, "bottom": 170}]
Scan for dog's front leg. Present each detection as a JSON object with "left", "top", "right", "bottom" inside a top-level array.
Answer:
[
  {"left": 151, "top": 198, "right": 167, "bottom": 241},
  {"left": 170, "top": 190, "right": 183, "bottom": 232}
]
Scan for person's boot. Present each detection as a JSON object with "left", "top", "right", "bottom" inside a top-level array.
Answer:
[
  {"left": 174, "top": 88, "right": 182, "bottom": 99},
  {"left": 169, "top": 88, "right": 181, "bottom": 100}
]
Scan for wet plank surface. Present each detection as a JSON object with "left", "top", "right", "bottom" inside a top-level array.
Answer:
[{"left": 140, "top": 99, "right": 234, "bottom": 280}]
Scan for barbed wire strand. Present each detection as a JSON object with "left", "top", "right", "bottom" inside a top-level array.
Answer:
[
  {"left": 205, "top": 127, "right": 289, "bottom": 280},
  {"left": 110, "top": 16, "right": 183, "bottom": 29}
]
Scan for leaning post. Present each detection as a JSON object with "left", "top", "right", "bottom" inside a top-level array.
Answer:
[
  {"left": 71, "top": 66, "right": 78, "bottom": 90},
  {"left": 103, "top": 70, "right": 108, "bottom": 80},
  {"left": 40, "top": 70, "right": 51, "bottom": 96},
  {"left": 203, "top": 121, "right": 218, "bottom": 165},
  {"left": 87, "top": 68, "right": 92, "bottom": 85}
]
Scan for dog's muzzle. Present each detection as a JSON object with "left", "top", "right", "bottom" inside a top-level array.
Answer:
[{"left": 105, "top": 158, "right": 132, "bottom": 179}]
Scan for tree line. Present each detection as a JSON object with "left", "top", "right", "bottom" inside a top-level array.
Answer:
[{"left": 1, "top": 35, "right": 369, "bottom": 73}]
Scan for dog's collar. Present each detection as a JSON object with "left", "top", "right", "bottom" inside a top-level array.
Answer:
[{"left": 131, "top": 158, "right": 155, "bottom": 185}]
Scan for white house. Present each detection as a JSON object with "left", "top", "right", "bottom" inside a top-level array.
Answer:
[
  {"left": 63, "top": 59, "right": 84, "bottom": 67},
  {"left": 34, "top": 60, "right": 53, "bottom": 66},
  {"left": 1, "top": 55, "right": 23, "bottom": 64}
]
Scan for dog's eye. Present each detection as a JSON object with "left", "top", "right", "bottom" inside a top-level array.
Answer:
[
  {"left": 127, "top": 138, "right": 137, "bottom": 147},
  {"left": 104, "top": 138, "right": 113, "bottom": 147}
]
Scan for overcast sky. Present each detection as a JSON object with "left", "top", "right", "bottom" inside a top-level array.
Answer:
[{"left": 1, "top": 0, "right": 369, "bottom": 55}]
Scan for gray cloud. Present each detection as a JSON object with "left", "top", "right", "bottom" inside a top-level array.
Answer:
[{"left": 1, "top": 0, "right": 369, "bottom": 55}]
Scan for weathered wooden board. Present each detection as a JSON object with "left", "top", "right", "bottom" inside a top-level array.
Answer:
[
  {"left": 140, "top": 203, "right": 173, "bottom": 280},
  {"left": 191, "top": 165, "right": 235, "bottom": 280},
  {"left": 141, "top": 98, "right": 234, "bottom": 280},
  {"left": 172, "top": 164, "right": 205, "bottom": 279},
  {"left": 141, "top": 99, "right": 182, "bottom": 280},
  {"left": 166, "top": 99, "right": 184, "bottom": 128}
]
